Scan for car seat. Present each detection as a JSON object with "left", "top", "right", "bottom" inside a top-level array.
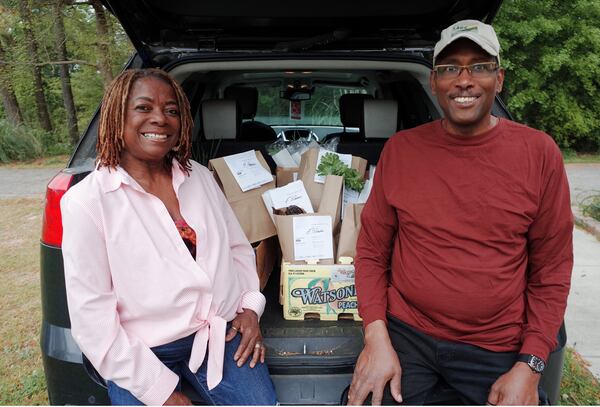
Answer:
[
  {"left": 322, "top": 93, "right": 374, "bottom": 143},
  {"left": 199, "top": 98, "right": 277, "bottom": 170},
  {"left": 224, "top": 86, "right": 277, "bottom": 141},
  {"left": 336, "top": 99, "right": 398, "bottom": 165}
]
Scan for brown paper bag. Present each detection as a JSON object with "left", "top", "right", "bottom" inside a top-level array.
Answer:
[
  {"left": 337, "top": 203, "right": 364, "bottom": 262},
  {"left": 208, "top": 151, "right": 277, "bottom": 243},
  {"left": 253, "top": 236, "right": 279, "bottom": 291},
  {"left": 276, "top": 167, "right": 300, "bottom": 187},
  {"left": 317, "top": 175, "right": 344, "bottom": 236},
  {"left": 298, "top": 148, "right": 323, "bottom": 209},
  {"left": 274, "top": 213, "right": 335, "bottom": 265},
  {"left": 298, "top": 148, "right": 368, "bottom": 209}
]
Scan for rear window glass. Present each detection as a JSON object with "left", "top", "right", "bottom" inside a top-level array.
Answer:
[{"left": 255, "top": 86, "right": 368, "bottom": 126}]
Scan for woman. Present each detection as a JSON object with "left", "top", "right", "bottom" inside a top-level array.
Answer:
[{"left": 61, "top": 68, "right": 277, "bottom": 405}]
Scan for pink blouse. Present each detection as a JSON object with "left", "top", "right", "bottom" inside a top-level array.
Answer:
[{"left": 61, "top": 159, "right": 265, "bottom": 405}]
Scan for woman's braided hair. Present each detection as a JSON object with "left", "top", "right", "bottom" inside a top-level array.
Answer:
[{"left": 96, "top": 68, "right": 193, "bottom": 172}]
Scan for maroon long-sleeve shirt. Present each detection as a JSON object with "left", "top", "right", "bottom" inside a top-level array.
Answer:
[{"left": 355, "top": 118, "right": 573, "bottom": 361}]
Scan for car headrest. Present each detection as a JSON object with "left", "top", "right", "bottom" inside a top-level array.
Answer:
[
  {"left": 201, "top": 99, "right": 240, "bottom": 140},
  {"left": 363, "top": 100, "right": 398, "bottom": 139},
  {"left": 339, "top": 93, "right": 374, "bottom": 128},
  {"left": 224, "top": 86, "right": 258, "bottom": 120}
]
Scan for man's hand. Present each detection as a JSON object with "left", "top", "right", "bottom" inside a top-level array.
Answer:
[
  {"left": 348, "top": 320, "right": 403, "bottom": 405},
  {"left": 164, "top": 390, "right": 192, "bottom": 405},
  {"left": 487, "top": 362, "right": 541, "bottom": 406},
  {"left": 225, "top": 309, "right": 265, "bottom": 368}
]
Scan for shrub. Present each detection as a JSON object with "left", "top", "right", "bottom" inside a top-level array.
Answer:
[
  {"left": 0, "top": 121, "right": 73, "bottom": 163},
  {"left": 0, "top": 121, "right": 43, "bottom": 163},
  {"left": 580, "top": 194, "right": 600, "bottom": 222}
]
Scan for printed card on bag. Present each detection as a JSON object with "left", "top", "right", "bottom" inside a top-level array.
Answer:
[
  {"left": 262, "top": 180, "right": 314, "bottom": 222},
  {"left": 292, "top": 215, "right": 334, "bottom": 262},
  {"left": 223, "top": 150, "right": 273, "bottom": 192}
]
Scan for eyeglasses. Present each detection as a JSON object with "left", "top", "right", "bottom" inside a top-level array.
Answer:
[{"left": 433, "top": 62, "right": 499, "bottom": 79}]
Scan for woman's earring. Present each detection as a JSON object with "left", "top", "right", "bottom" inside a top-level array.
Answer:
[{"left": 171, "top": 145, "right": 180, "bottom": 152}]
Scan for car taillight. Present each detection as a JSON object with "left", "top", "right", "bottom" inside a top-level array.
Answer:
[{"left": 41, "top": 171, "right": 74, "bottom": 247}]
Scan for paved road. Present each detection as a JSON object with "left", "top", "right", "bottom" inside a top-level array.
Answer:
[
  {"left": 0, "top": 162, "right": 599, "bottom": 378},
  {"left": 0, "top": 167, "right": 62, "bottom": 199},
  {"left": 566, "top": 228, "right": 600, "bottom": 379},
  {"left": 565, "top": 163, "right": 600, "bottom": 205},
  {"left": 2, "top": 163, "right": 597, "bottom": 202}
]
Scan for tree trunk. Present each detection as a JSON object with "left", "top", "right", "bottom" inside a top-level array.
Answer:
[
  {"left": 90, "top": 0, "right": 114, "bottom": 90},
  {"left": 18, "top": 0, "right": 53, "bottom": 131},
  {"left": 53, "top": 0, "right": 79, "bottom": 144},
  {"left": 0, "top": 40, "right": 23, "bottom": 126}
]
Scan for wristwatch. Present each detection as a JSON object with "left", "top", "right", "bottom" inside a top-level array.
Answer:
[{"left": 517, "top": 353, "right": 546, "bottom": 374}]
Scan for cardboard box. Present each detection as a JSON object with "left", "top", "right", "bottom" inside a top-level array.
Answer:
[
  {"left": 276, "top": 167, "right": 300, "bottom": 187},
  {"left": 281, "top": 261, "right": 362, "bottom": 321},
  {"left": 208, "top": 151, "right": 277, "bottom": 243}
]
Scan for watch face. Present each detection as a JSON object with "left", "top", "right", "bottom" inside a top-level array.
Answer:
[{"left": 530, "top": 356, "right": 546, "bottom": 373}]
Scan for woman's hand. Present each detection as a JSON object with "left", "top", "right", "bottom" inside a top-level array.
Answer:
[
  {"left": 225, "top": 309, "right": 265, "bottom": 368},
  {"left": 164, "top": 390, "right": 192, "bottom": 405}
]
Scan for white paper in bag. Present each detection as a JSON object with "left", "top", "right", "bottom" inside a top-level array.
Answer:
[
  {"left": 342, "top": 179, "right": 372, "bottom": 218},
  {"left": 272, "top": 148, "right": 298, "bottom": 168},
  {"left": 223, "top": 150, "right": 273, "bottom": 192},
  {"left": 262, "top": 181, "right": 314, "bottom": 222}
]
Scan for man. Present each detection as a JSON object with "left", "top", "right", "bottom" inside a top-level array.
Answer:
[{"left": 348, "top": 20, "right": 573, "bottom": 406}]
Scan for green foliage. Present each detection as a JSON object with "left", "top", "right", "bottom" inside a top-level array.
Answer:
[
  {"left": 0, "top": 1, "right": 133, "bottom": 160},
  {"left": 316, "top": 152, "right": 365, "bottom": 192},
  {"left": 561, "top": 347, "right": 600, "bottom": 405},
  {"left": 0, "top": 120, "right": 72, "bottom": 162},
  {"left": 0, "top": 120, "right": 43, "bottom": 162},
  {"left": 495, "top": 0, "right": 600, "bottom": 151},
  {"left": 580, "top": 193, "right": 600, "bottom": 222}
]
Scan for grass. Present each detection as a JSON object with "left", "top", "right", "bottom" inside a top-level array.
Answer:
[
  {"left": 0, "top": 154, "right": 69, "bottom": 169},
  {"left": 561, "top": 348, "right": 600, "bottom": 405},
  {"left": 562, "top": 150, "right": 600, "bottom": 164},
  {"left": 0, "top": 197, "right": 49, "bottom": 405},
  {"left": 580, "top": 194, "right": 600, "bottom": 222},
  {"left": 0, "top": 197, "right": 599, "bottom": 405}
]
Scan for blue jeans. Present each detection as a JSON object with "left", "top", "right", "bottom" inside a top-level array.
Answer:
[{"left": 107, "top": 329, "right": 277, "bottom": 405}]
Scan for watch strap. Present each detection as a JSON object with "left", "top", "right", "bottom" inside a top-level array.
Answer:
[{"left": 517, "top": 353, "right": 545, "bottom": 373}]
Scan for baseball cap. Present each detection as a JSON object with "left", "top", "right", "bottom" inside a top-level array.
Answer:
[{"left": 433, "top": 19, "right": 500, "bottom": 65}]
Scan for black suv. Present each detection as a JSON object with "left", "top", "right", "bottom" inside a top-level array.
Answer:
[{"left": 40, "top": 0, "right": 566, "bottom": 404}]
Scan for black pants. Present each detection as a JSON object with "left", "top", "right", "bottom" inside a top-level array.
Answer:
[{"left": 375, "top": 316, "right": 549, "bottom": 405}]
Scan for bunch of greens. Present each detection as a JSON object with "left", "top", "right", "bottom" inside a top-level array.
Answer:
[{"left": 317, "top": 152, "right": 365, "bottom": 192}]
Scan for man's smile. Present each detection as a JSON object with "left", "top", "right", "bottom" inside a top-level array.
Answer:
[{"left": 450, "top": 95, "right": 480, "bottom": 106}]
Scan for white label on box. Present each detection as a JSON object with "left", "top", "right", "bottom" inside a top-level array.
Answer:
[
  {"left": 262, "top": 180, "right": 314, "bottom": 221},
  {"left": 314, "top": 149, "right": 353, "bottom": 184},
  {"left": 293, "top": 215, "right": 333, "bottom": 261},
  {"left": 223, "top": 150, "right": 273, "bottom": 192},
  {"left": 341, "top": 179, "right": 372, "bottom": 218},
  {"left": 331, "top": 266, "right": 355, "bottom": 282},
  {"left": 272, "top": 148, "right": 297, "bottom": 168}
]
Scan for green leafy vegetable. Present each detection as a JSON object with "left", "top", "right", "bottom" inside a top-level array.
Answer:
[{"left": 316, "top": 152, "right": 365, "bottom": 192}]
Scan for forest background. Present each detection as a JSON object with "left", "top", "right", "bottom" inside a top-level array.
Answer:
[{"left": 0, "top": 0, "right": 599, "bottom": 161}]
